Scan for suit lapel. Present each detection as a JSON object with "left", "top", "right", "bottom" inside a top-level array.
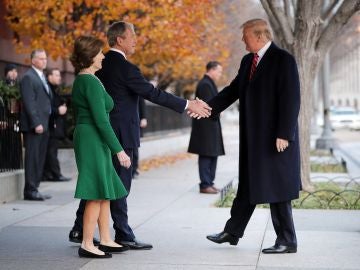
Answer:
[{"left": 30, "top": 68, "right": 51, "bottom": 98}]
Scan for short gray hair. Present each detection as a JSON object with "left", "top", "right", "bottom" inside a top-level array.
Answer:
[
  {"left": 241, "top": 19, "right": 273, "bottom": 41},
  {"left": 107, "top": 21, "right": 135, "bottom": 47},
  {"left": 30, "top": 49, "right": 46, "bottom": 59}
]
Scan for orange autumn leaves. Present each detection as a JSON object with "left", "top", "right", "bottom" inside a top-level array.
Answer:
[{"left": 5, "top": 0, "right": 229, "bottom": 92}]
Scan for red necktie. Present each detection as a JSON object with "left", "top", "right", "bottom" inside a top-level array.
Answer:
[{"left": 249, "top": 53, "right": 259, "bottom": 80}]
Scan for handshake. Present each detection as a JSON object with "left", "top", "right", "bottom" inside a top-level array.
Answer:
[{"left": 187, "top": 98, "right": 212, "bottom": 119}]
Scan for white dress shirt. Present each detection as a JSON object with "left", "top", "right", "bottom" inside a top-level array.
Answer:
[{"left": 256, "top": 41, "right": 272, "bottom": 66}]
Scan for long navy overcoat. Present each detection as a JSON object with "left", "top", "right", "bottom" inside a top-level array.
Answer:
[{"left": 208, "top": 43, "right": 301, "bottom": 204}]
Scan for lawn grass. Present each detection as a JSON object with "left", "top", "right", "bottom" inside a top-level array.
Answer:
[{"left": 216, "top": 182, "right": 360, "bottom": 209}]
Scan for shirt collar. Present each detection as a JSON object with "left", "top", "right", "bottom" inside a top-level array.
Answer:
[
  {"left": 110, "top": 48, "right": 127, "bottom": 60},
  {"left": 256, "top": 41, "right": 272, "bottom": 65},
  {"left": 32, "top": 66, "right": 44, "bottom": 77}
]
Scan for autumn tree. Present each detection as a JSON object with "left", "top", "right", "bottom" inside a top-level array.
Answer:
[
  {"left": 4, "top": 0, "right": 229, "bottom": 93},
  {"left": 260, "top": 0, "right": 360, "bottom": 190}
]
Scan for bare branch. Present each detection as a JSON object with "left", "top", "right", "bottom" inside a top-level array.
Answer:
[
  {"left": 321, "top": 0, "right": 343, "bottom": 22},
  {"left": 260, "top": 0, "right": 287, "bottom": 48},
  {"left": 265, "top": 0, "right": 295, "bottom": 45},
  {"left": 284, "top": 0, "right": 291, "bottom": 17},
  {"left": 317, "top": 0, "right": 360, "bottom": 52}
]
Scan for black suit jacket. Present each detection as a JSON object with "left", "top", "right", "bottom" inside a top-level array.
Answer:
[
  {"left": 188, "top": 75, "right": 224, "bottom": 156},
  {"left": 96, "top": 51, "right": 186, "bottom": 148},
  {"left": 20, "top": 68, "right": 52, "bottom": 132},
  {"left": 48, "top": 83, "right": 66, "bottom": 139},
  {"left": 208, "top": 43, "right": 301, "bottom": 204}
]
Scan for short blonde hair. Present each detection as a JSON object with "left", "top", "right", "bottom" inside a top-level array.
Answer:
[{"left": 241, "top": 19, "right": 273, "bottom": 41}]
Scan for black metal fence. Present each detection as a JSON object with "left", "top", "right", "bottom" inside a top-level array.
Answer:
[
  {"left": 0, "top": 98, "right": 22, "bottom": 172},
  {"left": 142, "top": 103, "right": 191, "bottom": 135}
]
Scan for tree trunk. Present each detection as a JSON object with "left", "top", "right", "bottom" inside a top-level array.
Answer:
[{"left": 296, "top": 52, "right": 317, "bottom": 191}]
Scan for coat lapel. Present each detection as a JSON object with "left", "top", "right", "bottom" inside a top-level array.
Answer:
[{"left": 250, "top": 42, "right": 276, "bottom": 82}]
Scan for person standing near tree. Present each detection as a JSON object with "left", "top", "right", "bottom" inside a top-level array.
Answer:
[{"left": 206, "top": 18, "right": 301, "bottom": 254}]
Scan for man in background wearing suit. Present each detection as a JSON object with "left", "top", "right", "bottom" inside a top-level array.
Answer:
[
  {"left": 69, "top": 21, "right": 211, "bottom": 249},
  {"left": 42, "top": 68, "right": 71, "bottom": 182},
  {"left": 20, "top": 49, "right": 52, "bottom": 201},
  {"left": 188, "top": 61, "right": 225, "bottom": 194},
  {"left": 206, "top": 19, "right": 301, "bottom": 254}
]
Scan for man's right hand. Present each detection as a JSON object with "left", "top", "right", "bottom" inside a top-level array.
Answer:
[
  {"left": 187, "top": 98, "right": 212, "bottom": 119},
  {"left": 35, "top": 124, "right": 44, "bottom": 134}
]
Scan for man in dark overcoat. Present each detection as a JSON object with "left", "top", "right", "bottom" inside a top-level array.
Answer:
[
  {"left": 188, "top": 61, "right": 225, "bottom": 194},
  {"left": 206, "top": 18, "right": 301, "bottom": 254}
]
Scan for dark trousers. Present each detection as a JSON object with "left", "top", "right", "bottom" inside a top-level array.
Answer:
[
  {"left": 224, "top": 173, "right": 297, "bottom": 247},
  {"left": 23, "top": 131, "right": 49, "bottom": 195},
  {"left": 73, "top": 148, "right": 135, "bottom": 241},
  {"left": 132, "top": 147, "right": 139, "bottom": 176},
  {"left": 43, "top": 137, "right": 61, "bottom": 179},
  {"left": 198, "top": 155, "right": 218, "bottom": 189}
]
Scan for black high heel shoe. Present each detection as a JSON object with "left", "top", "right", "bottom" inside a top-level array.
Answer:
[
  {"left": 98, "top": 244, "right": 130, "bottom": 253},
  {"left": 78, "top": 247, "right": 112, "bottom": 258}
]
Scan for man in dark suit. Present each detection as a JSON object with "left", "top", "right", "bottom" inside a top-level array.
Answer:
[
  {"left": 20, "top": 49, "right": 53, "bottom": 201},
  {"left": 42, "top": 68, "right": 71, "bottom": 182},
  {"left": 188, "top": 61, "right": 225, "bottom": 194},
  {"left": 69, "top": 21, "right": 212, "bottom": 249},
  {"left": 206, "top": 19, "right": 301, "bottom": 254}
]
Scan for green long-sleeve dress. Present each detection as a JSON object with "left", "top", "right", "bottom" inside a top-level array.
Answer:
[{"left": 72, "top": 74, "right": 127, "bottom": 200}]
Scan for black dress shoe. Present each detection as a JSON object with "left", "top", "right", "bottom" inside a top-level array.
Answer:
[
  {"left": 78, "top": 247, "right": 112, "bottom": 258},
  {"left": 42, "top": 194, "right": 52, "bottom": 200},
  {"left": 262, "top": 244, "right": 297, "bottom": 254},
  {"left": 206, "top": 231, "right": 239, "bottom": 245},
  {"left": 24, "top": 192, "right": 45, "bottom": 201},
  {"left": 52, "top": 175, "right": 71, "bottom": 182},
  {"left": 116, "top": 238, "right": 153, "bottom": 250},
  {"left": 69, "top": 230, "right": 100, "bottom": 246},
  {"left": 99, "top": 244, "right": 130, "bottom": 253}
]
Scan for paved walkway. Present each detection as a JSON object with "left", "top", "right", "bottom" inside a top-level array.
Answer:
[{"left": 0, "top": 123, "right": 359, "bottom": 270}]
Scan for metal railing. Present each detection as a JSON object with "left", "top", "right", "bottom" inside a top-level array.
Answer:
[{"left": 0, "top": 99, "right": 22, "bottom": 172}]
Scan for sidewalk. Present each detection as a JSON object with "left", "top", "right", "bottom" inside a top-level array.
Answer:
[{"left": 0, "top": 123, "right": 359, "bottom": 270}]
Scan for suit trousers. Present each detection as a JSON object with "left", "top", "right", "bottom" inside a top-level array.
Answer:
[
  {"left": 43, "top": 137, "right": 61, "bottom": 179},
  {"left": 224, "top": 173, "right": 297, "bottom": 247},
  {"left": 23, "top": 131, "right": 49, "bottom": 195},
  {"left": 198, "top": 155, "right": 218, "bottom": 189},
  {"left": 132, "top": 147, "right": 139, "bottom": 176},
  {"left": 73, "top": 148, "right": 135, "bottom": 241}
]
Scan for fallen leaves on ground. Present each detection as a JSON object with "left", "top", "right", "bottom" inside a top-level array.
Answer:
[{"left": 139, "top": 152, "right": 195, "bottom": 171}]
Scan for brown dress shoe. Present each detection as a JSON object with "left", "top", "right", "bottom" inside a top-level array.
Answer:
[
  {"left": 211, "top": 186, "right": 221, "bottom": 192},
  {"left": 200, "top": 187, "right": 218, "bottom": 194}
]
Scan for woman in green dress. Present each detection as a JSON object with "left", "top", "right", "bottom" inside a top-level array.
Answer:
[{"left": 70, "top": 36, "right": 131, "bottom": 258}]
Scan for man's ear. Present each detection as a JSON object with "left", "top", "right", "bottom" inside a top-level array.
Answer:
[{"left": 116, "top": 36, "right": 123, "bottom": 45}]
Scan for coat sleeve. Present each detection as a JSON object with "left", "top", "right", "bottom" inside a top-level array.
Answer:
[
  {"left": 126, "top": 64, "right": 187, "bottom": 113},
  {"left": 207, "top": 71, "right": 241, "bottom": 117},
  {"left": 20, "top": 75, "right": 41, "bottom": 129},
  {"left": 139, "top": 97, "right": 146, "bottom": 119},
  {"left": 84, "top": 78, "right": 123, "bottom": 154},
  {"left": 276, "top": 53, "right": 301, "bottom": 141}
]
